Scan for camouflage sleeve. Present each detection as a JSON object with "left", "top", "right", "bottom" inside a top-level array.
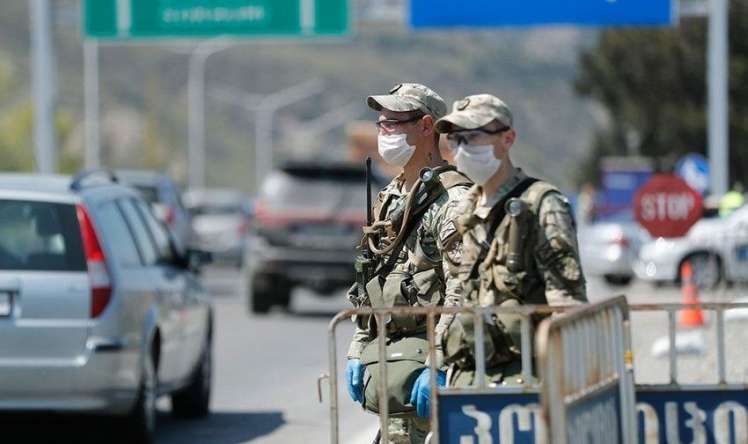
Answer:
[
  {"left": 432, "top": 186, "right": 470, "bottom": 366},
  {"left": 345, "top": 283, "right": 372, "bottom": 360},
  {"left": 534, "top": 192, "right": 588, "bottom": 305},
  {"left": 347, "top": 322, "right": 371, "bottom": 360}
]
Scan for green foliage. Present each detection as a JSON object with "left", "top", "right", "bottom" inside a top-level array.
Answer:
[
  {"left": 56, "top": 109, "right": 82, "bottom": 174},
  {"left": 0, "top": 46, "right": 81, "bottom": 174},
  {"left": 0, "top": 101, "right": 35, "bottom": 171},
  {"left": 0, "top": 100, "right": 81, "bottom": 173},
  {"left": 576, "top": 0, "right": 748, "bottom": 187}
]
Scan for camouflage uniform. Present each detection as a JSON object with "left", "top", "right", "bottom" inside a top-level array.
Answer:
[
  {"left": 435, "top": 95, "right": 588, "bottom": 388},
  {"left": 347, "top": 84, "right": 471, "bottom": 444},
  {"left": 348, "top": 172, "right": 471, "bottom": 360},
  {"left": 348, "top": 171, "right": 471, "bottom": 443}
]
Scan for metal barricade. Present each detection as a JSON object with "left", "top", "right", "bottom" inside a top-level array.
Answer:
[
  {"left": 320, "top": 304, "right": 567, "bottom": 444},
  {"left": 319, "top": 300, "right": 748, "bottom": 443},
  {"left": 536, "top": 296, "right": 636, "bottom": 444},
  {"left": 630, "top": 301, "right": 748, "bottom": 444}
]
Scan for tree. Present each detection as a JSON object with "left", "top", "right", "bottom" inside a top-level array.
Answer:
[{"left": 575, "top": 0, "right": 748, "bottom": 189}]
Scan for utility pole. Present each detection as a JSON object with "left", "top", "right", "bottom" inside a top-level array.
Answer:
[
  {"left": 187, "top": 38, "right": 233, "bottom": 189},
  {"left": 210, "top": 79, "right": 325, "bottom": 191},
  {"left": 680, "top": 0, "right": 729, "bottom": 197},
  {"left": 708, "top": 0, "right": 729, "bottom": 197},
  {"left": 30, "top": 0, "right": 57, "bottom": 173},
  {"left": 288, "top": 101, "right": 364, "bottom": 154},
  {"left": 84, "top": 40, "right": 100, "bottom": 169}
]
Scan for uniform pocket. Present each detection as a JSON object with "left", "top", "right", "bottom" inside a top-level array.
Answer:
[
  {"left": 361, "top": 336, "right": 429, "bottom": 417},
  {"left": 492, "top": 264, "right": 526, "bottom": 299},
  {"left": 410, "top": 268, "right": 443, "bottom": 307},
  {"left": 366, "top": 274, "right": 387, "bottom": 308}
]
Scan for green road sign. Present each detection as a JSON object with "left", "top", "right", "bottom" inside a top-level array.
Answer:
[{"left": 84, "top": 0, "right": 349, "bottom": 39}]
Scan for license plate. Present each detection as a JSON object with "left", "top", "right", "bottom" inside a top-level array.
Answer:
[{"left": 0, "top": 292, "right": 11, "bottom": 317}]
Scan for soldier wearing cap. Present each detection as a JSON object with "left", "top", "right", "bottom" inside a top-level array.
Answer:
[
  {"left": 435, "top": 94, "right": 587, "bottom": 387},
  {"left": 344, "top": 83, "right": 472, "bottom": 443}
]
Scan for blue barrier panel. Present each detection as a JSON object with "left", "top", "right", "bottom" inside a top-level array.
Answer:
[
  {"left": 438, "top": 388, "right": 748, "bottom": 443},
  {"left": 410, "top": 0, "right": 674, "bottom": 28},
  {"left": 637, "top": 389, "right": 748, "bottom": 444},
  {"left": 438, "top": 393, "right": 543, "bottom": 443},
  {"left": 566, "top": 385, "right": 622, "bottom": 443}
]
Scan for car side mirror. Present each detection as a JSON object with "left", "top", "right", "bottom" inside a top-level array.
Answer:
[{"left": 186, "top": 248, "right": 213, "bottom": 272}]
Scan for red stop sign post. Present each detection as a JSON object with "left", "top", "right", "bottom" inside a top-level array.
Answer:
[{"left": 634, "top": 174, "right": 704, "bottom": 238}]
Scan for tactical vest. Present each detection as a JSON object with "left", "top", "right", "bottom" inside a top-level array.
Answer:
[
  {"left": 444, "top": 180, "right": 561, "bottom": 374},
  {"left": 463, "top": 180, "right": 561, "bottom": 307},
  {"left": 364, "top": 168, "right": 471, "bottom": 335}
]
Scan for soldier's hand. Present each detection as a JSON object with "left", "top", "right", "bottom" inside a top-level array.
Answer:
[
  {"left": 346, "top": 359, "right": 365, "bottom": 404},
  {"left": 409, "top": 368, "right": 446, "bottom": 417}
]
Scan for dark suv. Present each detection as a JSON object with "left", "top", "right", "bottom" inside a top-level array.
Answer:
[{"left": 246, "top": 162, "right": 384, "bottom": 313}]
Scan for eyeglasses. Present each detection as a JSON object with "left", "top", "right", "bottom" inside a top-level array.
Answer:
[
  {"left": 446, "top": 127, "right": 510, "bottom": 150},
  {"left": 374, "top": 114, "right": 424, "bottom": 133}
]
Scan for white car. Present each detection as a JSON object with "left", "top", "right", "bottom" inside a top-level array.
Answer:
[
  {"left": 634, "top": 206, "right": 748, "bottom": 288},
  {"left": 183, "top": 188, "right": 252, "bottom": 267},
  {"left": 578, "top": 218, "right": 649, "bottom": 286}
]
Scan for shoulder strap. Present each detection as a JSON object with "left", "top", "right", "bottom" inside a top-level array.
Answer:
[
  {"left": 468, "top": 177, "right": 539, "bottom": 279},
  {"left": 374, "top": 171, "right": 457, "bottom": 276},
  {"left": 522, "top": 181, "right": 561, "bottom": 215},
  {"left": 436, "top": 169, "right": 473, "bottom": 190}
]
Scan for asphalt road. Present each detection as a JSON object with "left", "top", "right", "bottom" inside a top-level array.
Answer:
[
  {"left": 5, "top": 266, "right": 748, "bottom": 444},
  {"left": 155, "top": 266, "right": 375, "bottom": 444}
]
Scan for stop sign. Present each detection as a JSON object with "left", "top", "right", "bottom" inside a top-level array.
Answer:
[{"left": 634, "top": 174, "right": 703, "bottom": 238}]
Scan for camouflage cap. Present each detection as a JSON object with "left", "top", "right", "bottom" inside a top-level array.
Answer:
[
  {"left": 367, "top": 83, "right": 447, "bottom": 120},
  {"left": 435, "top": 94, "right": 513, "bottom": 133}
]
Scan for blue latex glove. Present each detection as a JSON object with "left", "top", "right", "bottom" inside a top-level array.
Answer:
[
  {"left": 346, "top": 359, "right": 365, "bottom": 404},
  {"left": 409, "top": 368, "right": 446, "bottom": 418}
]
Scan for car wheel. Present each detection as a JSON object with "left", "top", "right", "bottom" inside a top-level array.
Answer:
[
  {"left": 125, "top": 353, "right": 158, "bottom": 444},
  {"left": 250, "top": 275, "right": 293, "bottom": 313},
  {"left": 603, "top": 275, "right": 633, "bottom": 286},
  {"left": 276, "top": 282, "right": 293, "bottom": 311},
  {"left": 250, "top": 275, "right": 272, "bottom": 314},
  {"left": 172, "top": 335, "right": 212, "bottom": 418},
  {"left": 686, "top": 253, "right": 722, "bottom": 289}
]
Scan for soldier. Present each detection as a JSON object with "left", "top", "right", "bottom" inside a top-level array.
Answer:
[
  {"left": 434, "top": 94, "right": 588, "bottom": 387},
  {"left": 345, "top": 83, "right": 472, "bottom": 443}
]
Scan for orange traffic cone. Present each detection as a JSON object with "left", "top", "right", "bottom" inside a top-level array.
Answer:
[{"left": 679, "top": 261, "right": 705, "bottom": 328}]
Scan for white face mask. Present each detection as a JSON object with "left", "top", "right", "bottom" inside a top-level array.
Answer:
[
  {"left": 455, "top": 143, "right": 501, "bottom": 185},
  {"left": 377, "top": 133, "right": 416, "bottom": 167}
]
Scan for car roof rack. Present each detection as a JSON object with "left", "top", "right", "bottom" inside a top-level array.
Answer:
[{"left": 70, "top": 168, "right": 119, "bottom": 191}]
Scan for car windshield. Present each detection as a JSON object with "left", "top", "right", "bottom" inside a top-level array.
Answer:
[
  {"left": 260, "top": 167, "right": 369, "bottom": 211},
  {"left": 133, "top": 185, "right": 159, "bottom": 205},
  {"left": 0, "top": 200, "right": 86, "bottom": 272},
  {"left": 190, "top": 204, "right": 243, "bottom": 216}
]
